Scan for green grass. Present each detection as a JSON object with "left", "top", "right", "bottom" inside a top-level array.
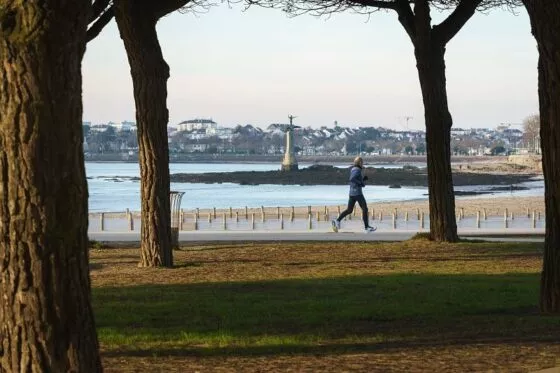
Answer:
[{"left": 93, "top": 272, "right": 558, "bottom": 351}]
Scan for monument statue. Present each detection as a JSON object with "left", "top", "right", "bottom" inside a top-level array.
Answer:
[{"left": 281, "top": 115, "right": 300, "bottom": 171}]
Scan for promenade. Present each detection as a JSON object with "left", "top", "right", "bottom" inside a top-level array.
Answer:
[
  {"left": 88, "top": 195, "right": 547, "bottom": 243},
  {"left": 89, "top": 227, "right": 545, "bottom": 243}
]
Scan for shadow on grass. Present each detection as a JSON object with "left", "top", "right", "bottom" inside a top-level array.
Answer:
[{"left": 93, "top": 273, "right": 560, "bottom": 356}]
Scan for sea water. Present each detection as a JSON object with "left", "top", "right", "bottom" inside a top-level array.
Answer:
[{"left": 86, "top": 162, "right": 544, "bottom": 212}]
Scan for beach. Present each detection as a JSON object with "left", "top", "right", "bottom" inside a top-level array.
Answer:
[
  {"left": 192, "top": 195, "right": 545, "bottom": 218},
  {"left": 92, "top": 195, "right": 545, "bottom": 221}
]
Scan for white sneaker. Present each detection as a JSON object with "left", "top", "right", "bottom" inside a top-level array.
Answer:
[
  {"left": 331, "top": 219, "right": 340, "bottom": 232},
  {"left": 364, "top": 226, "right": 377, "bottom": 233}
]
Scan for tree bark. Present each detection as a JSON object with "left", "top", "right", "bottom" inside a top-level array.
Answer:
[
  {"left": 523, "top": 0, "right": 560, "bottom": 313},
  {"left": 0, "top": 1, "right": 102, "bottom": 371},
  {"left": 411, "top": 1, "right": 458, "bottom": 242},
  {"left": 114, "top": 0, "right": 173, "bottom": 267}
]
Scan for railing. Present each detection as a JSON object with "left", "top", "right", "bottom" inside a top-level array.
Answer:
[{"left": 88, "top": 205, "right": 545, "bottom": 232}]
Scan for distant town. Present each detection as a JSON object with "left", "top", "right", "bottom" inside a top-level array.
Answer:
[{"left": 82, "top": 118, "right": 540, "bottom": 159}]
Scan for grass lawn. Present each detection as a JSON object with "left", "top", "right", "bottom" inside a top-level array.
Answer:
[{"left": 90, "top": 237, "right": 560, "bottom": 372}]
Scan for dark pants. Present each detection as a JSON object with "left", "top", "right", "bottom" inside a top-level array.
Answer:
[{"left": 337, "top": 194, "right": 370, "bottom": 228}]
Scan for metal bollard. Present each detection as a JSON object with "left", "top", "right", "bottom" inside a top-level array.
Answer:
[
  {"left": 392, "top": 213, "right": 396, "bottom": 230},
  {"left": 405, "top": 211, "right": 409, "bottom": 222},
  {"left": 245, "top": 206, "right": 248, "bottom": 220},
  {"left": 277, "top": 206, "right": 280, "bottom": 219},
  {"left": 526, "top": 207, "right": 530, "bottom": 218},
  {"left": 196, "top": 208, "right": 199, "bottom": 219},
  {"left": 128, "top": 212, "right": 134, "bottom": 231},
  {"left": 290, "top": 209, "right": 294, "bottom": 222},
  {"left": 483, "top": 208, "right": 487, "bottom": 220},
  {"left": 308, "top": 213, "right": 312, "bottom": 230},
  {"left": 420, "top": 212, "right": 425, "bottom": 229},
  {"left": 194, "top": 213, "right": 198, "bottom": 231},
  {"left": 261, "top": 210, "right": 265, "bottom": 223},
  {"left": 379, "top": 211, "right": 383, "bottom": 221},
  {"left": 504, "top": 211, "right": 508, "bottom": 229},
  {"left": 532, "top": 211, "right": 537, "bottom": 228},
  {"left": 460, "top": 207, "right": 464, "bottom": 220},
  {"left": 316, "top": 211, "right": 320, "bottom": 222},
  {"left": 213, "top": 207, "right": 216, "bottom": 219},
  {"left": 229, "top": 207, "right": 233, "bottom": 218},
  {"left": 251, "top": 213, "right": 255, "bottom": 230},
  {"left": 417, "top": 208, "right": 420, "bottom": 220},
  {"left": 476, "top": 211, "right": 480, "bottom": 228},
  {"left": 208, "top": 213, "right": 212, "bottom": 223},
  {"left": 100, "top": 212, "right": 105, "bottom": 231},
  {"left": 235, "top": 211, "right": 239, "bottom": 222},
  {"left": 280, "top": 213, "right": 284, "bottom": 230},
  {"left": 223, "top": 213, "right": 227, "bottom": 230}
]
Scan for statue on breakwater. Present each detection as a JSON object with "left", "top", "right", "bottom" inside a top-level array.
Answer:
[{"left": 281, "top": 115, "right": 299, "bottom": 171}]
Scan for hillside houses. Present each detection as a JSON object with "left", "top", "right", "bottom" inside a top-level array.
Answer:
[{"left": 82, "top": 119, "right": 536, "bottom": 157}]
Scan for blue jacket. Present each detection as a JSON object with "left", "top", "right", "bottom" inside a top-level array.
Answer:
[{"left": 348, "top": 166, "right": 366, "bottom": 196}]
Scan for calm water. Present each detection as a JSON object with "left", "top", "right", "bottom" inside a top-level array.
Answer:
[{"left": 86, "top": 162, "right": 544, "bottom": 212}]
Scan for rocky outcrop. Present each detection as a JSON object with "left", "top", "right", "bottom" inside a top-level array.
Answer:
[{"left": 170, "top": 165, "right": 537, "bottom": 187}]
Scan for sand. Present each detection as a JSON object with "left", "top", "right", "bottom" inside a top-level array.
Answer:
[{"left": 162, "top": 195, "right": 545, "bottom": 221}]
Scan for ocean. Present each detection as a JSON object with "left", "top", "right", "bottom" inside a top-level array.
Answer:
[{"left": 86, "top": 162, "right": 544, "bottom": 212}]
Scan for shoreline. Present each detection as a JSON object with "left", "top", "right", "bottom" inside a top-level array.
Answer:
[{"left": 85, "top": 154, "right": 510, "bottom": 165}]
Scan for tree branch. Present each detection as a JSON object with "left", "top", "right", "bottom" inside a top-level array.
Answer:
[
  {"left": 394, "top": 0, "right": 415, "bottom": 42},
  {"left": 91, "top": 0, "right": 112, "bottom": 23},
  {"left": 433, "top": 0, "right": 482, "bottom": 45},
  {"left": 148, "top": 0, "right": 191, "bottom": 19},
  {"left": 87, "top": 5, "right": 115, "bottom": 43},
  {"left": 346, "top": 0, "right": 397, "bottom": 10}
]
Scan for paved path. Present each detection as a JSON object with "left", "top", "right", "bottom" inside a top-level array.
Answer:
[{"left": 89, "top": 228, "right": 545, "bottom": 243}]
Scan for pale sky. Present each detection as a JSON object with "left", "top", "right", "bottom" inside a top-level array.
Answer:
[{"left": 83, "top": 3, "right": 537, "bottom": 131}]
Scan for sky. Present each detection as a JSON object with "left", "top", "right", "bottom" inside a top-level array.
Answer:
[{"left": 83, "top": 3, "right": 538, "bottom": 131}]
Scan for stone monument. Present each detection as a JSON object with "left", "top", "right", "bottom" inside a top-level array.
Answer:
[{"left": 281, "top": 115, "right": 299, "bottom": 171}]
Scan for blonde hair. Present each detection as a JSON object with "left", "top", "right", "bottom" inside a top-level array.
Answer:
[{"left": 353, "top": 156, "right": 363, "bottom": 167}]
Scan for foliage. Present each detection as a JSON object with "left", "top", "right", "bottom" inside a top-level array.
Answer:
[{"left": 522, "top": 114, "right": 540, "bottom": 141}]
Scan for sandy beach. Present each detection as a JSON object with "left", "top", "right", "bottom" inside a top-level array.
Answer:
[{"left": 162, "top": 195, "right": 546, "bottom": 220}]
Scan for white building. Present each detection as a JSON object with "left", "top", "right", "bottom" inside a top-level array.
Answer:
[{"left": 177, "top": 119, "right": 217, "bottom": 132}]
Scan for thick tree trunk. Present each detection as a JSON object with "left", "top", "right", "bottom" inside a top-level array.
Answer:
[
  {"left": 414, "top": 42, "right": 458, "bottom": 242},
  {"left": 523, "top": 1, "right": 560, "bottom": 313},
  {"left": 115, "top": 0, "right": 173, "bottom": 267},
  {"left": 0, "top": 1, "right": 102, "bottom": 372}
]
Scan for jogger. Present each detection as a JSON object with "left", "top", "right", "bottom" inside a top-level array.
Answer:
[{"left": 332, "top": 156, "right": 377, "bottom": 233}]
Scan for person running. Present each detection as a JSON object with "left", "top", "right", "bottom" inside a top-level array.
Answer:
[{"left": 331, "top": 156, "right": 377, "bottom": 233}]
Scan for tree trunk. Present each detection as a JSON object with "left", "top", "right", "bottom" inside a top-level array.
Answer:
[
  {"left": 0, "top": 1, "right": 102, "bottom": 372},
  {"left": 414, "top": 42, "right": 458, "bottom": 242},
  {"left": 115, "top": 0, "right": 173, "bottom": 267},
  {"left": 523, "top": 0, "right": 560, "bottom": 313}
]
